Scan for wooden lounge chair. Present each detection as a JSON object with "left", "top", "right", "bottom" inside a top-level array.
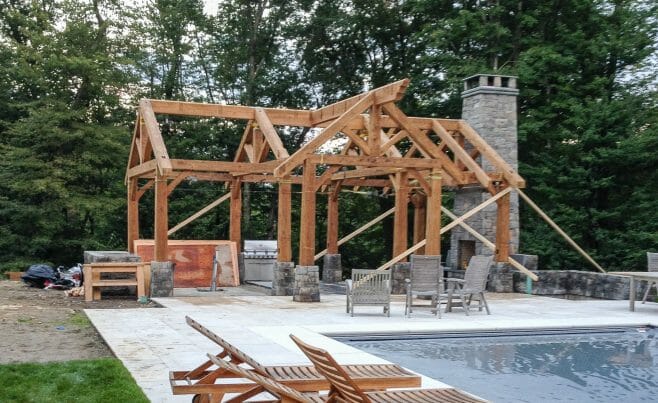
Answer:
[
  {"left": 290, "top": 334, "right": 489, "bottom": 403},
  {"left": 170, "top": 316, "right": 421, "bottom": 401},
  {"left": 641, "top": 252, "right": 658, "bottom": 304},
  {"left": 405, "top": 254, "right": 444, "bottom": 318},
  {"left": 445, "top": 255, "right": 493, "bottom": 315},
  {"left": 346, "top": 269, "right": 391, "bottom": 317}
]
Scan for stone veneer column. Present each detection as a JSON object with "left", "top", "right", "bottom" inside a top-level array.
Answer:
[
  {"left": 448, "top": 74, "right": 520, "bottom": 268},
  {"left": 322, "top": 254, "right": 342, "bottom": 283},
  {"left": 293, "top": 265, "right": 320, "bottom": 302},
  {"left": 272, "top": 262, "right": 295, "bottom": 296}
]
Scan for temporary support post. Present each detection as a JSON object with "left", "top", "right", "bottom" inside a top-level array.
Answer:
[
  {"left": 314, "top": 207, "right": 395, "bottom": 261},
  {"left": 393, "top": 171, "right": 409, "bottom": 259},
  {"left": 154, "top": 173, "right": 168, "bottom": 261},
  {"left": 277, "top": 177, "right": 292, "bottom": 262},
  {"left": 299, "top": 160, "right": 317, "bottom": 266},
  {"left": 127, "top": 178, "right": 139, "bottom": 253},
  {"left": 326, "top": 185, "right": 340, "bottom": 254},
  {"left": 230, "top": 179, "right": 242, "bottom": 253},
  {"left": 425, "top": 168, "right": 442, "bottom": 255},
  {"left": 411, "top": 193, "right": 426, "bottom": 255},
  {"left": 168, "top": 193, "right": 230, "bottom": 236},
  {"left": 516, "top": 188, "right": 606, "bottom": 273},
  {"left": 495, "top": 189, "right": 511, "bottom": 262}
]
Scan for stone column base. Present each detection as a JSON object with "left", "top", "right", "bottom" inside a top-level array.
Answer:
[
  {"left": 272, "top": 262, "right": 295, "bottom": 296},
  {"left": 150, "top": 261, "right": 175, "bottom": 297},
  {"left": 322, "top": 254, "right": 342, "bottom": 283},
  {"left": 391, "top": 262, "right": 411, "bottom": 295},
  {"left": 293, "top": 265, "right": 320, "bottom": 302},
  {"left": 487, "top": 262, "right": 513, "bottom": 293}
]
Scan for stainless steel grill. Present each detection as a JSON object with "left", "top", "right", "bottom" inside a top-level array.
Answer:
[{"left": 242, "top": 240, "right": 277, "bottom": 281}]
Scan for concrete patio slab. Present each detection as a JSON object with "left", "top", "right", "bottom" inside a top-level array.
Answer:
[{"left": 86, "top": 291, "right": 658, "bottom": 402}]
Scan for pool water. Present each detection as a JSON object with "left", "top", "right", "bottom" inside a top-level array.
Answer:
[{"left": 338, "top": 328, "right": 658, "bottom": 403}]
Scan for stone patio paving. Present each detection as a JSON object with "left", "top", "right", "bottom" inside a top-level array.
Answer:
[{"left": 85, "top": 289, "right": 658, "bottom": 402}]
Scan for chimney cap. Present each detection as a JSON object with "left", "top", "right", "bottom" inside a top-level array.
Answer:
[{"left": 462, "top": 74, "right": 519, "bottom": 98}]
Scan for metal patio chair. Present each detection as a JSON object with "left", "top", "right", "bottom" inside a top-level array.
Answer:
[
  {"left": 346, "top": 269, "right": 391, "bottom": 317},
  {"left": 641, "top": 252, "right": 658, "bottom": 304},
  {"left": 446, "top": 255, "right": 493, "bottom": 315},
  {"left": 405, "top": 254, "right": 444, "bottom": 318}
]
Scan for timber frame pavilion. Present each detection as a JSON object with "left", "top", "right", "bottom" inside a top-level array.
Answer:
[{"left": 125, "top": 79, "right": 536, "bottom": 279}]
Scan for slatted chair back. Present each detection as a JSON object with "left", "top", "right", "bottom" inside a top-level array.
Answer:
[
  {"left": 463, "top": 255, "right": 493, "bottom": 293},
  {"left": 186, "top": 315, "right": 268, "bottom": 376},
  {"left": 648, "top": 253, "right": 658, "bottom": 272},
  {"left": 409, "top": 254, "right": 443, "bottom": 293},
  {"left": 350, "top": 269, "right": 390, "bottom": 304},
  {"left": 290, "top": 335, "right": 371, "bottom": 403},
  {"left": 207, "top": 354, "right": 318, "bottom": 403}
]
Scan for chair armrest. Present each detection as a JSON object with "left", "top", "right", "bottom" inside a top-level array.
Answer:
[{"left": 446, "top": 278, "right": 465, "bottom": 284}]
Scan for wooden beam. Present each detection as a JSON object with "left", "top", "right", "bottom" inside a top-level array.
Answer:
[
  {"left": 154, "top": 174, "right": 168, "bottom": 261},
  {"left": 230, "top": 180, "right": 242, "bottom": 253},
  {"left": 127, "top": 159, "right": 157, "bottom": 179},
  {"left": 149, "top": 99, "right": 313, "bottom": 127},
  {"left": 234, "top": 121, "right": 254, "bottom": 162},
  {"left": 458, "top": 121, "right": 526, "bottom": 187},
  {"left": 393, "top": 172, "right": 409, "bottom": 259},
  {"left": 411, "top": 194, "right": 426, "bottom": 255},
  {"left": 299, "top": 161, "right": 317, "bottom": 266},
  {"left": 341, "top": 128, "right": 370, "bottom": 155},
  {"left": 407, "top": 169, "right": 430, "bottom": 194},
  {"left": 167, "top": 171, "right": 192, "bottom": 197},
  {"left": 274, "top": 94, "right": 375, "bottom": 177},
  {"left": 168, "top": 193, "right": 231, "bottom": 236},
  {"left": 254, "top": 108, "right": 289, "bottom": 159},
  {"left": 310, "top": 79, "right": 409, "bottom": 125},
  {"left": 139, "top": 100, "right": 172, "bottom": 176},
  {"left": 432, "top": 120, "right": 491, "bottom": 189},
  {"left": 326, "top": 187, "right": 339, "bottom": 255},
  {"left": 516, "top": 188, "right": 606, "bottom": 273},
  {"left": 331, "top": 166, "right": 403, "bottom": 181},
  {"left": 367, "top": 105, "right": 382, "bottom": 155},
  {"left": 495, "top": 190, "right": 511, "bottom": 262},
  {"left": 277, "top": 176, "right": 292, "bottom": 262},
  {"left": 125, "top": 114, "right": 142, "bottom": 184},
  {"left": 136, "top": 180, "right": 154, "bottom": 200},
  {"left": 314, "top": 207, "right": 395, "bottom": 261},
  {"left": 306, "top": 154, "right": 441, "bottom": 170},
  {"left": 170, "top": 159, "right": 279, "bottom": 174},
  {"left": 424, "top": 168, "right": 442, "bottom": 255},
  {"left": 127, "top": 178, "right": 139, "bottom": 253},
  {"left": 381, "top": 129, "right": 407, "bottom": 155},
  {"left": 382, "top": 103, "right": 465, "bottom": 184}
]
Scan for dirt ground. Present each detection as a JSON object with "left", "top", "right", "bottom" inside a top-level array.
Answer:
[{"left": 0, "top": 280, "right": 158, "bottom": 364}]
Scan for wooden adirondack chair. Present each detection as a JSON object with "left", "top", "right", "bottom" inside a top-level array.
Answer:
[
  {"left": 290, "top": 334, "right": 489, "bottom": 403},
  {"left": 346, "top": 269, "right": 391, "bottom": 317}
]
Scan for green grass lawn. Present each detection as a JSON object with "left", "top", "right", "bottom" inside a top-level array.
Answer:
[{"left": 0, "top": 358, "right": 149, "bottom": 402}]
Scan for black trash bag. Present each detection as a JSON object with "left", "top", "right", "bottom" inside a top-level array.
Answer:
[{"left": 21, "top": 264, "right": 58, "bottom": 288}]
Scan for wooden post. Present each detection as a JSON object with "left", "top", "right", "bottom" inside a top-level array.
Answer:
[
  {"left": 368, "top": 104, "right": 381, "bottom": 156},
  {"left": 393, "top": 171, "right": 409, "bottom": 259},
  {"left": 277, "top": 177, "right": 292, "bottom": 262},
  {"left": 495, "top": 190, "right": 511, "bottom": 262},
  {"left": 154, "top": 173, "right": 168, "bottom": 261},
  {"left": 230, "top": 179, "right": 242, "bottom": 253},
  {"left": 425, "top": 168, "right": 442, "bottom": 255},
  {"left": 127, "top": 178, "right": 139, "bottom": 253},
  {"left": 411, "top": 193, "right": 426, "bottom": 255},
  {"left": 299, "top": 160, "right": 317, "bottom": 266},
  {"left": 326, "top": 186, "right": 340, "bottom": 254}
]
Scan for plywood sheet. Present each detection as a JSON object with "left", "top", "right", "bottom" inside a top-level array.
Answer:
[{"left": 134, "top": 240, "right": 239, "bottom": 288}]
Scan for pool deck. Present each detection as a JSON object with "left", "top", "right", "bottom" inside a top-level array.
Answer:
[{"left": 85, "top": 289, "right": 658, "bottom": 402}]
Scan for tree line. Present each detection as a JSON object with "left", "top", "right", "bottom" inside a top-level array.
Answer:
[{"left": 0, "top": 0, "right": 656, "bottom": 273}]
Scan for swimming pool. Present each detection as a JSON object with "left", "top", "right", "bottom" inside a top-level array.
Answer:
[{"left": 337, "top": 327, "right": 658, "bottom": 403}]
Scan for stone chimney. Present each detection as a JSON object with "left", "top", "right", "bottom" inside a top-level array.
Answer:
[{"left": 448, "top": 74, "right": 520, "bottom": 269}]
